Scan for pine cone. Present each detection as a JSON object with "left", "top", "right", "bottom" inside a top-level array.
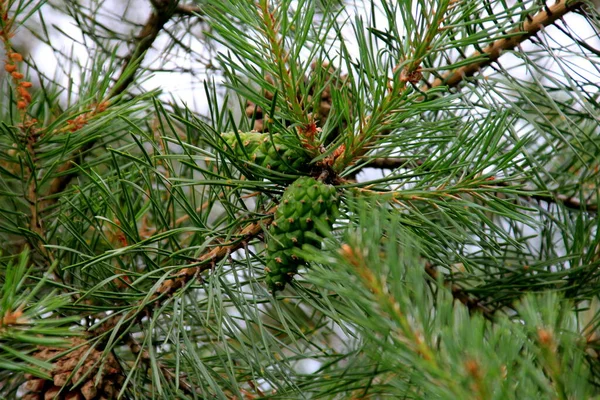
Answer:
[
  {"left": 265, "top": 176, "right": 339, "bottom": 291},
  {"left": 21, "top": 338, "right": 123, "bottom": 400},
  {"left": 221, "top": 131, "right": 311, "bottom": 177}
]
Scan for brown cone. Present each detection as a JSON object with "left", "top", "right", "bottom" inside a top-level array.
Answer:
[{"left": 21, "top": 338, "right": 124, "bottom": 400}]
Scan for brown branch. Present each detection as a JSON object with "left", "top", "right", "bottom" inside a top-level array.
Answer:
[
  {"left": 519, "top": 189, "right": 598, "bottom": 213},
  {"left": 356, "top": 157, "right": 598, "bottom": 213},
  {"left": 429, "top": 0, "right": 584, "bottom": 89},
  {"left": 424, "top": 263, "right": 495, "bottom": 321},
  {"left": 94, "top": 207, "right": 275, "bottom": 337},
  {"left": 45, "top": 162, "right": 76, "bottom": 202},
  {"left": 359, "top": 157, "right": 424, "bottom": 170},
  {"left": 109, "top": 0, "right": 180, "bottom": 98},
  {"left": 342, "top": 1, "right": 584, "bottom": 172},
  {"left": 345, "top": 157, "right": 423, "bottom": 180},
  {"left": 155, "top": 209, "right": 274, "bottom": 297},
  {"left": 174, "top": 3, "right": 203, "bottom": 17}
]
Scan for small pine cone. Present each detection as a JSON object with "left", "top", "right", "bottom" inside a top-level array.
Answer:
[
  {"left": 264, "top": 74, "right": 276, "bottom": 100},
  {"left": 221, "top": 131, "right": 311, "bottom": 179},
  {"left": 21, "top": 338, "right": 124, "bottom": 400},
  {"left": 252, "top": 119, "right": 265, "bottom": 133},
  {"left": 245, "top": 75, "right": 276, "bottom": 132},
  {"left": 245, "top": 100, "right": 267, "bottom": 132},
  {"left": 309, "top": 63, "right": 349, "bottom": 127},
  {"left": 243, "top": 90, "right": 265, "bottom": 131},
  {"left": 318, "top": 100, "right": 332, "bottom": 120}
]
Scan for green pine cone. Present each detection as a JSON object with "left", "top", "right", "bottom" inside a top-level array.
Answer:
[
  {"left": 221, "top": 131, "right": 263, "bottom": 156},
  {"left": 265, "top": 176, "right": 339, "bottom": 292},
  {"left": 221, "top": 132, "right": 310, "bottom": 177}
]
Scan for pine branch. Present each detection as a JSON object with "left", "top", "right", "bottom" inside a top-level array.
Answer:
[
  {"left": 75, "top": 0, "right": 595, "bottom": 353},
  {"left": 4, "top": 0, "right": 600, "bottom": 395},
  {"left": 94, "top": 207, "right": 276, "bottom": 338},
  {"left": 1, "top": 6, "right": 48, "bottom": 253},
  {"left": 354, "top": 158, "right": 598, "bottom": 212},
  {"left": 519, "top": 190, "right": 598, "bottom": 213},
  {"left": 340, "top": 1, "right": 585, "bottom": 173},
  {"left": 428, "top": 0, "right": 585, "bottom": 90},
  {"left": 347, "top": 157, "right": 424, "bottom": 175}
]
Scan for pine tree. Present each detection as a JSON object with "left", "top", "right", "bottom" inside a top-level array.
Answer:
[{"left": 1, "top": 0, "right": 600, "bottom": 398}]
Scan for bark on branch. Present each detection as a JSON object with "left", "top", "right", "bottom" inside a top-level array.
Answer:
[
  {"left": 174, "top": 3, "right": 203, "bottom": 16},
  {"left": 109, "top": 0, "right": 181, "bottom": 98}
]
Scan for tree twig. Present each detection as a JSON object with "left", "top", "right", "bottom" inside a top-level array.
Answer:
[
  {"left": 518, "top": 189, "right": 598, "bottom": 213},
  {"left": 94, "top": 208, "right": 276, "bottom": 337},
  {"left": 174, "top": 3, "right": 203, "bottom": 17},
  {"left": 354, "top": 157, "right": 598, "bottom": 213},
  {"left": 344, "top": 1, "right": 584, "bottom": 171},
  {"left": 155, "top": 208, "right": 274, "bottom": 297},
  {"left": 357, "top": 157, "right": 425, "bottom": 170},
  {"left": 109, "top": 0, "right": 181, "bottom": 98},
  {"left": 428, "top": 0, "right": 584, "bottom": 90}
]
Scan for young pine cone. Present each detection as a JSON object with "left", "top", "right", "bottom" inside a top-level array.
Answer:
[{"left": 221, "top": 131, "right": 311, "bottom": 178}]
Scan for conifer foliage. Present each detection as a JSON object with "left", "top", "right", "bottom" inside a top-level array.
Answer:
[{"left": 1, "top": 0, "right": 600, "bottom": 398}]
